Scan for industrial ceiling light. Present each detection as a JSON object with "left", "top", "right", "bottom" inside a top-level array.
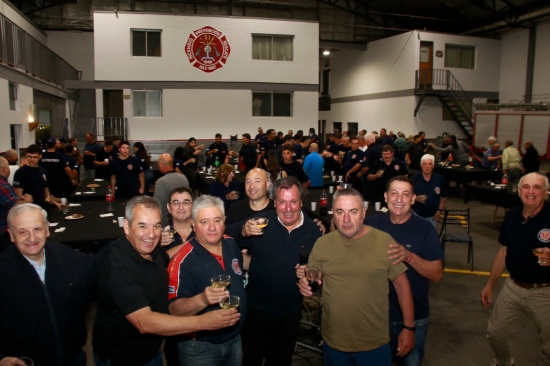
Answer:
[{"left": 323, "top": 50, "right": 330, "bottom": 56}]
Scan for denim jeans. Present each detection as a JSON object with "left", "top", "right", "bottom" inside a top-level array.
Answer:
[
  {"left": 178, "top": 334, "right": 241, "bottom": 366},
  {"left": 389, "top": 316, "right": 430, "bottom": 366},
  {"left": 323, "top": 342, "right": 391, "bottom": 366},
  {"left": 93, "top": 349, "right": 163, "bottom": 366}
]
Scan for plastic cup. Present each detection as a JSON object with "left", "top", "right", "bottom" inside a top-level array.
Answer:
[
  {"left": 330, "top": 171, "right": 335, "bottom": 177},
  {"left": 338, "top": 175, "right": 343, "bottom": 181},
  {"left": 375, "top": 202, "right": 381, "bottom": 211},
  {"left": 61, "top": 198, "right": 67, "bottom": 205},
  {"left": 329, "top": 186, "right": 334, "bottom": 194},
  {"left": 311, "top": 202, "right": 317, "bottom": 211},
  {"left": 118, "top": 217, "right": 124, "bottom": 227},
  {"left": 332, "top": 176, "right": 336, "bottom": 182},
  {"left": 363, "top": 201, "right": 369, "bottom": 209},
  {"left": 234, "top": 165, "right": 238, "bottom": 170},
  {"left": 202, "top": 166, "right": 206, "bottom": 172}
]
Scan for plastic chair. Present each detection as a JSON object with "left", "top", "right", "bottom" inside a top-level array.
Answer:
[{"left": 439, "top": 208, "right": 473, "bottom": 271}]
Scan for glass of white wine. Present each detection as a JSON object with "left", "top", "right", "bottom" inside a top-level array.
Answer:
[
  {"left": 253, "top": 217, "right": 269, "bottom": 234},
  {"left": 211, "top": 275, "right": 231, "bottom": 290},
  {"left": 533, "top": 247, "right": 550, "bottom": 265},
  {"left": 220, "top": 295, "right": 240, "bottom": 310}
]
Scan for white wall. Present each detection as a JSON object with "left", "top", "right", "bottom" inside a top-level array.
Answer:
[
  {"left": 498, "top": 29, "right": 528, "bottom": 103},
  {"left": 418, "top": 31, "right": 501, "bottom": 92},
  {"left": 0, "top": 79, "right": 37, "bottom": 152},
  {"left": 0, "top": 1, "right": 47, "bottom": 45},
  {"left": 94, "top": 12, "right": 318, "bottom": 84},
  {"left": 123, "top": 89, "right": 318, "bottom": 141},
  {"left": 532, "top": 22, "right": 550, "bottom": 101},
  {"left": 46, "top": 31, "right": 95, "bottom": 80}
]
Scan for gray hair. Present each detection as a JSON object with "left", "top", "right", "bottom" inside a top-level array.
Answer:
[
  {"left": 191, "top": 195, "right": 225, "bottom": 221},
  {"left": 488, "top": 136, "right": 496, "bottom": 143},
  {"left": 333, "top": 188, "right": 364, "bottom": 203},
  {"left": 420, "top": 154, "right": 435, "bottom": 164},
  {"left": 364, "top": 133, "right": 375, "bottom": 143},
  {"left": 273, "top": 176, "right": 304, "bottom": 200},
  {"left": 7, "top": 203, "right": 48, "bottom": 232},
  {"left": 125, "top": 196, "right": 161, "bottom": 225},
  {"left": 519, "top": 172, "right": 550, "bottom": 192}
]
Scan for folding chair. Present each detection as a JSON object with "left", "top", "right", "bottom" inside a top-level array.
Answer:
[
  {"left": 229, "top": 134, "right": 238, "bottom": 146},
  {"left": 439, "top": 208, "right": 474, "bottom": 271}
]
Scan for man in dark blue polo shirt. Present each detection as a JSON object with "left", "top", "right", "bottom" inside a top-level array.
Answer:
[
  {"left": 110, "top": 141, "right": 144, "bottom": 198},
  {"left": 233, "top": 134, "right": 258, "bottom": 171},
  {"left": 410, "top": 154, "right": 447, "bottom": 227},
  {"left": 236, "top": 177, "right": 323, "bottom": 366},
  {"left": 258, "top": 129, "right": 277, "bottom": 167},
  {"left": 254, "top": 127, "right": 266, "bottom": 144},
  {"left": 325, "top": 133, "right": 345, "bottom": 174},
  {"left": 83, "top": 132, "right": 102, "bottom": 179},
  {"left": 40, "top": 138, "right": 76, "bottom": 198},
  {"left": 342, "top": 137, "right": 365, "bottom": 188},
  {"left": 367, "top": 145, "right": 408, "bottom": 204},
  {"left": 94, "top": 140, "right": 116, "bottom": 179},
  {"left": 206, "top": 134, "right": 229, "bottom": 166},
  {"left": 167, "top": 195, "right": 246, "bottom": 365}
]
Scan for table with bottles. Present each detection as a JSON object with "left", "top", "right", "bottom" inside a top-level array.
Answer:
[{"left": 69, "top": 178, "right": 111, "bottom": 202}]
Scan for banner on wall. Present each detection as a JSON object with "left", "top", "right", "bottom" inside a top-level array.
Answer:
[{"left": 185, "top": 26, "right": 231, "bottom": 73}]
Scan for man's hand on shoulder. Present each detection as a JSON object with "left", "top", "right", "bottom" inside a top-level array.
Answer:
[
  {"left": 313, "top": 218, "right": 326, "bottom": 235},
  {"left": 388, "top": 243, "right": 410, "bottom": 265}
]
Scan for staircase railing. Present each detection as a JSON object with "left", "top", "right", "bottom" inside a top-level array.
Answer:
[{"left": 93, "top": 117, "right": 128, "bottom": 141}]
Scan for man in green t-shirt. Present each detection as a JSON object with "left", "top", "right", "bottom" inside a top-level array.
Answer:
[{"left": 299, "top": 188, "right": 414, "bottom": 366}]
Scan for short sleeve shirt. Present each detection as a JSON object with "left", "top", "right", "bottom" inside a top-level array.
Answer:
[
  {"left": 207, "top": 143, "right": 229, "bottom": 163},
  {"left": 40, "top": 152, "right": 68, "bottom": 184},
  {"left": 13, "top": 165, "right": 48, "bottom": 204},
  {"left": 260, "top": 139, "right": 277, "bottom": 155},
  {"left": 410, "top": 172, "right": 448, "bottom": 218},
  {"left": 84, "top": 142, "right": 102, "bottom": 168},
  {"left": 342, "top": 149, "right": 365, "bottom": 176},
  {"left": 110, "top": 156, "right": 142, "bottom": 198},
  {"left": 95, "top": 148, "right": 115, "bottom": 179},
  {"left": 239, "top": 143, "right": 259, "bottom": 170}
]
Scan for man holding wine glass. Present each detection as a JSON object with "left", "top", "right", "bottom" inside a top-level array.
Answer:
[
  {"left": 481, "top": 172, "right": 550, "bottom": 366},
  {"left": 167, "top": 195, "right": 246, "bottom": 366}
]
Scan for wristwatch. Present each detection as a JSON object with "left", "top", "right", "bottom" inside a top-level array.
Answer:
[{"left": 402, "top": 324, "right": 416, "bottom": 332}]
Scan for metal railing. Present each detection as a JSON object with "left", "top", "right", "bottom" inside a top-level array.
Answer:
[
  {"left": 0, "top": 13, "right": 79, "bottom": 87},
  {"left": 94, "top": 117, "right": 128, "bottom": 142},
  {"left": 415, "top": 69, "right": 473, "bottom": 123}
]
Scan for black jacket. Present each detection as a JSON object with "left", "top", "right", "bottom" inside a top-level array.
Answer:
[{"left": 0, "top": 241, "right": 108, "bottom": 365}]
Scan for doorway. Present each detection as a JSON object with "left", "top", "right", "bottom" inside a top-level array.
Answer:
[
  {"left": 333, "top": 122, "right": 342, "bottom": 133},
  {"left": 347, "top": 123, "right": 358, "bottom": 138},
  {"left": 419, "top": 41, "right": 433, "bottom": 88},
  {"left": 103, "top": 90, "right": 123, "bottom": 118}
]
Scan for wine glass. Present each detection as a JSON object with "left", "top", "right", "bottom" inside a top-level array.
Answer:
[
  {"left": 532, "top": 247, "right": 550, "bottom": 265},
  {"left": 306, "top": 269, "right": 320, "bottom": 294},
  {"left": 211, "top": 275, "right": 231, "bottom": 290},
  {"left": 219, "top": 295, "right": 240, "bottom": 310},
  {"left": 252, "top": 217, "right": 269, "bottom": 234}
]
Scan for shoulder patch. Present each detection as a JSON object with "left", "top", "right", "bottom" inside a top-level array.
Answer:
[{"left": 231, "top": 258, "right": 242, "bottom": 275}]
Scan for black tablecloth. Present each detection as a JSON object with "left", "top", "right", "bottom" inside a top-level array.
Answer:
[
  {"left": 48, "top": 199, "right": 127, "bottom": 252},
  {"left": 465, "top": 184, "right": 522, "bottom": 209},
  {"left": 434, "top": 165, "right": 501, "bottom": 184},
  {"left": 69, "top": 178, "right": 110, "bottom": 201}
]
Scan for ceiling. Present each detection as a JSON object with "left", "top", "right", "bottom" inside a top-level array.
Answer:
[{"left": 9, "top": 0, "right": 550, "bottom": 43}]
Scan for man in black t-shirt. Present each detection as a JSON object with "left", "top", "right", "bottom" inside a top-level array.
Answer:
[
  {"left": 83, "top": 133, "right": 102, "bottom": 179},
  {"left": 367, "top": 145, "right": 408, "bottom": 203},
  {"left": 324, "top": 133, "right": 345, "bottom": 174},
  {"left": 232, "top": 134, "right": 259, "bottom": 171},
  {"left": 110, "top": 141, "right": 144, "bottom": 199},
  {"left": 206, "top": 133, "right": 229, "bottom": 166},
  {"left": 13, "top": 144, "right": 63, "bottom": 212},
  {"left": 280, "top": 145, "right": 308, "bottom": 191},
  {"left": 64, "top": 145, "right": 79, "bottom": 197},
  {"left": 406, "top": 135, "right": 425, "bottom": 170},
  {"left": 258, "top": 129, "right": 277, "bottom": 167},
  {"left": 341, "top": 137, "right": 365, "bottom": 188},
  {"left": 40, "top": 138, "right": 76, "bottom": 198},
  {"left": 95, "top": 140, "right": 116, "bottom": 179},
  {"left": 482, "top": 173, "right": 550, "bottom": 366}
]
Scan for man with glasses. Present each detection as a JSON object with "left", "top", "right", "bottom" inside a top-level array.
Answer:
[
  {"left": 13, "top": 144, "right": 63, "bottom": 213},
  {"left": 159, "top": 187, "right": 195, "bottom": 255},
  {"left": 153, "top": 154, "right": 189, "bottom": 224}
]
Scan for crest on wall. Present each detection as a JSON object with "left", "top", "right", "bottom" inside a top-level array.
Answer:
[{"left": 185, "top": 26, "right": 231, "bottom": 73}]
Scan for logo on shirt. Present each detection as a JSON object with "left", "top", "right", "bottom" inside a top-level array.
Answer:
[
  {"left": 168, "top": 285, "right": 175, "bottom": 294},
  {"left": 127, "top": 164, "right": 133, "bottom": 171},
  {"left": 185, "top": 26, "right": 231, "bottom": 73},
  {"left": 394, "top": 165, "right": 400, "bottom": 171},
  {"left": 43, "top": 174, "right": 47, "bottom": 181},
  {"left": 435, "top": 187, "right": 441, "bottom": 194},
  {"left": 231, "top": 258, "right": 242, "bottom": 275},
  {"left": 352, "top": 154, "right": 357, "bottom": 159},
  {"left": 537, "top": 229, "right": 550, "bottom": 243}
]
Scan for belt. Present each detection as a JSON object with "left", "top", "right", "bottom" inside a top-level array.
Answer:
[{"left": 511, "top": 278, "right": 550, "bottom": 289}]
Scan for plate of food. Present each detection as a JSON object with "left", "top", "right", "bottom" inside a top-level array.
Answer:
[
  {"left": 323, "top": 175, "right": 330, "bottom": 178},
  {"left": 87, "top": 184, "right": 100, "bottom": 188},
  {"left": 65, "top": 213, "right": 84, "bottom": 220},
  {"left": 452, "top": 164, "right": 461, "bottom": 167}
]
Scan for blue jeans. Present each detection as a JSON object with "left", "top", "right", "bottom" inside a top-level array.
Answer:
[
  {"left": 389, "top": 316, "right": 429, "bottom": 366},
  {"left": 323, "top": 342, "right": 391, "bottom": 366},
  {"left": 93, "top": 349, "right": 163, "bottom": 366},
  {"left": 178, "top": 334, "right": 241, "bottom": 366}
]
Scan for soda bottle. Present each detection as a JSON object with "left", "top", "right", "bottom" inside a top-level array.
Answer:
[
  {"left": 501, "top": 173, "right": 508, "bottom": 186},
  {"left": 106, "top": 186, "right": 114, "bottom": 212},
  {"left": 214, "top": 156, "right": 220, "bottom": 169},
  {"left": 320, "top": 189, "right": 328, "bottom": 216}
]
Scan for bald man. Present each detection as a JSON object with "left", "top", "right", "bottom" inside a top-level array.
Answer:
[
  {"left": 303, "top": 143, "right": 324, "bottom": 187},
  {"left": 153, "top": 154, "right": 190, "bottom": 224},
  {"left": 226, "top": 168, "right": 274, "bottom": 225},
  {"left": 4, "top": 149, "right": 18, "bottom": 166}
]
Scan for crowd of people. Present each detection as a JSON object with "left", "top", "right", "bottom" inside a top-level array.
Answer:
[{"left": 0, "top": 126, "right": 548, "bottom": 366}]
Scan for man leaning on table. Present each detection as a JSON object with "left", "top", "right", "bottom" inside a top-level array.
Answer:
[
  {"left": 481, "top": 173, "right": 550, "bottom": 366},
  {"left": 299, "top": 187, "right": 414, "bottom": 366},
  {"left": 92, "top": 195, "right": 239, "bottom": 365}
]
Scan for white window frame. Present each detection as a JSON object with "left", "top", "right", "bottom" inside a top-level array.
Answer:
[
  {"left": 131, "top": 29, "right": 162, "bottom": 57},
  {"left": 132, "top": 90, "right": 162, "bottom": 117},
  {"left": 252, "top": 34, "right": 294, "bottom": 61},
  {"left": 252, "top": 91, "right": 293, "bottom": 117}
]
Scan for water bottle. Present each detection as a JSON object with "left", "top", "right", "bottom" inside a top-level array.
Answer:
[
  {"left": 106, "top": 186, "right": 114, "bottom": 212},
  {"left": 320, "top": 189, "right": 328, "bottom": 216},
  {"left": 214, "top": 156, "right": 220, "bottom": 168}
]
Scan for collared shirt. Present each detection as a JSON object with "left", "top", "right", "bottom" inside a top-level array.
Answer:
[
  {"left": 502, "top": 146, "right": 522, "bottom": 171},
  {"left": 276, "top": 211, "right": 305, "bottom": 232},
  {"left": 0, "top": 175, "right": 19, "bottom": 234},
  {"left": 24, "top": 251, "right": 47, "bottom": 283},
  {"left": 481, "top": 148, "right": 501, "bottom": 169}
]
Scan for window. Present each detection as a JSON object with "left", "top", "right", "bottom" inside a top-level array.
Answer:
[
  {"left": 445, "top": 45, "right": 475, "bottom": 69},
  {"left": 132, "top": 30, "right": 161, "bottom": 57},
  {"left": 8, "top": 82, "right": 17, "bottom": 111},
  {"left": 132, "top": 90, "right": 162, "bottom": 117},
  {"left": 252, "top": 92, "right": 292, "bottom": 117},
  {"left": 252, "top": 35, "right": 294, "bottom": 61}
]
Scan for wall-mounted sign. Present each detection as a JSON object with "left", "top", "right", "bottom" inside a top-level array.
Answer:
[
  {"left": 185, "top": 26, "right": 231, "bottom": 73},
  {"left": 436, "top": 50, "right": 443, "bottom": 58},
  {"left": 123, "top": 94, "right": 131, "bottom": 99}
]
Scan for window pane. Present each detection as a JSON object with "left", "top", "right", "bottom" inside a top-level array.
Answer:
[
  {"left": 445, "top": 45, "right": 460, "bottom": 68},
  {"left": 273, "top": 93, "right": 291, "bottom": 117},
  {"left": 460, "top": 46, "right": 475, "bottom": 69},
  {"left": 252, "top": 92, "right": 272, "bottom": 116},
  {"left": 132, "top": 31, "right": 146, "bottom": 56},
  {"left": 133, "top": 91, "right": 146, "bottom": 116},
  {"left": 272, "top": 37, "right": 293, "bottom": 61},
  {"left": 8, "top": 83, "right": 16, "bottom": 111},
  {"left": 252, "top": 36, "right": 272, "bottom": 60},
  {"left": 147, "top": 31, "right": 161, "bottom": 57},
  {"left": 147, "top": 91, "right": 161, "bottom": 117}
]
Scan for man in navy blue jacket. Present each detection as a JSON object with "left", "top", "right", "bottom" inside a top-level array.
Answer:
[{"left": 0, "top": 203, "right": 110, "bottom": 366}]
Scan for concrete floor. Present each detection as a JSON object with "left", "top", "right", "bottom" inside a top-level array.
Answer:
[{"left": 79, "top": 140, "right": 548, "bottom": 365}]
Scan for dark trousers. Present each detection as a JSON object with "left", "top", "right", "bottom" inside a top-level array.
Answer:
[{"left": 241, "top": 306, "right": 302, "bottom": 366}]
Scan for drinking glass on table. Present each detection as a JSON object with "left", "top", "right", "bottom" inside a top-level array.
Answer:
[
  {"left": 306, "top": 269, "right": 320, "bottom": 294},
  {"left": 252, "top": 217, "right": 269, "bottom": 234},
  {"left": 61, "top": 198, "right": 69, "bottom": 214},
  {"left": 533, "top": 247, "right": 550, "bottom": 265},
  {"left": 220, "top": 295, "right": 240, "bottom": 310},
  {"left": 211, "top": 275, "right": 231, "bottom": 290}
]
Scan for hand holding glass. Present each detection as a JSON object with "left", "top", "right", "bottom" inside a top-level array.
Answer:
[
  {"left": 211, "top": 275, "right": 231, "bottom": 290},
  {"left": 306, "top": 269, "right": 320, "bottom": 294},
  {"left": 253, "top": 217, "right": 269, "bottom": 234},
  {"left": 220, "top": 295, "right": 240, "bottom": 310},
  {"left": 533, "top": 247, "right": 550, "bottom": 265}
]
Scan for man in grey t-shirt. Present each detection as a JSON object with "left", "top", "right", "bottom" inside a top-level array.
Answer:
[{"left": 153, "top": 154, "right": 189, "bottom": 224}]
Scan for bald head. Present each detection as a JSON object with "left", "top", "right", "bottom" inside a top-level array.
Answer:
[
  {"left": 245, "top": 168, "right": 270, "bottom": 201},
  {"left": 309, "top": 143, "right": 319, "bottom": 152},
  {"left": 158, "top": 154, "right": 174, "bottom": 174},
  {"left": 4, "top": 149, "right": 17, "bottom": 164},
  {"left": 0, "top": 157, "right": 9, "bottom": 178}
]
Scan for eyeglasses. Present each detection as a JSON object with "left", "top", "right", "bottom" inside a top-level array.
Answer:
[{"left": 170, "top": 200, "right": 192, "bottom": 207}]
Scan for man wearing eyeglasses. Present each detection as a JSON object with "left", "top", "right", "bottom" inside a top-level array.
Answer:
[
  {"left": 153, "top": 154, "right": 190, "bottom": 224},
  {"left": 13, "top": 144, "right": 63, "bottom": 214}
]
